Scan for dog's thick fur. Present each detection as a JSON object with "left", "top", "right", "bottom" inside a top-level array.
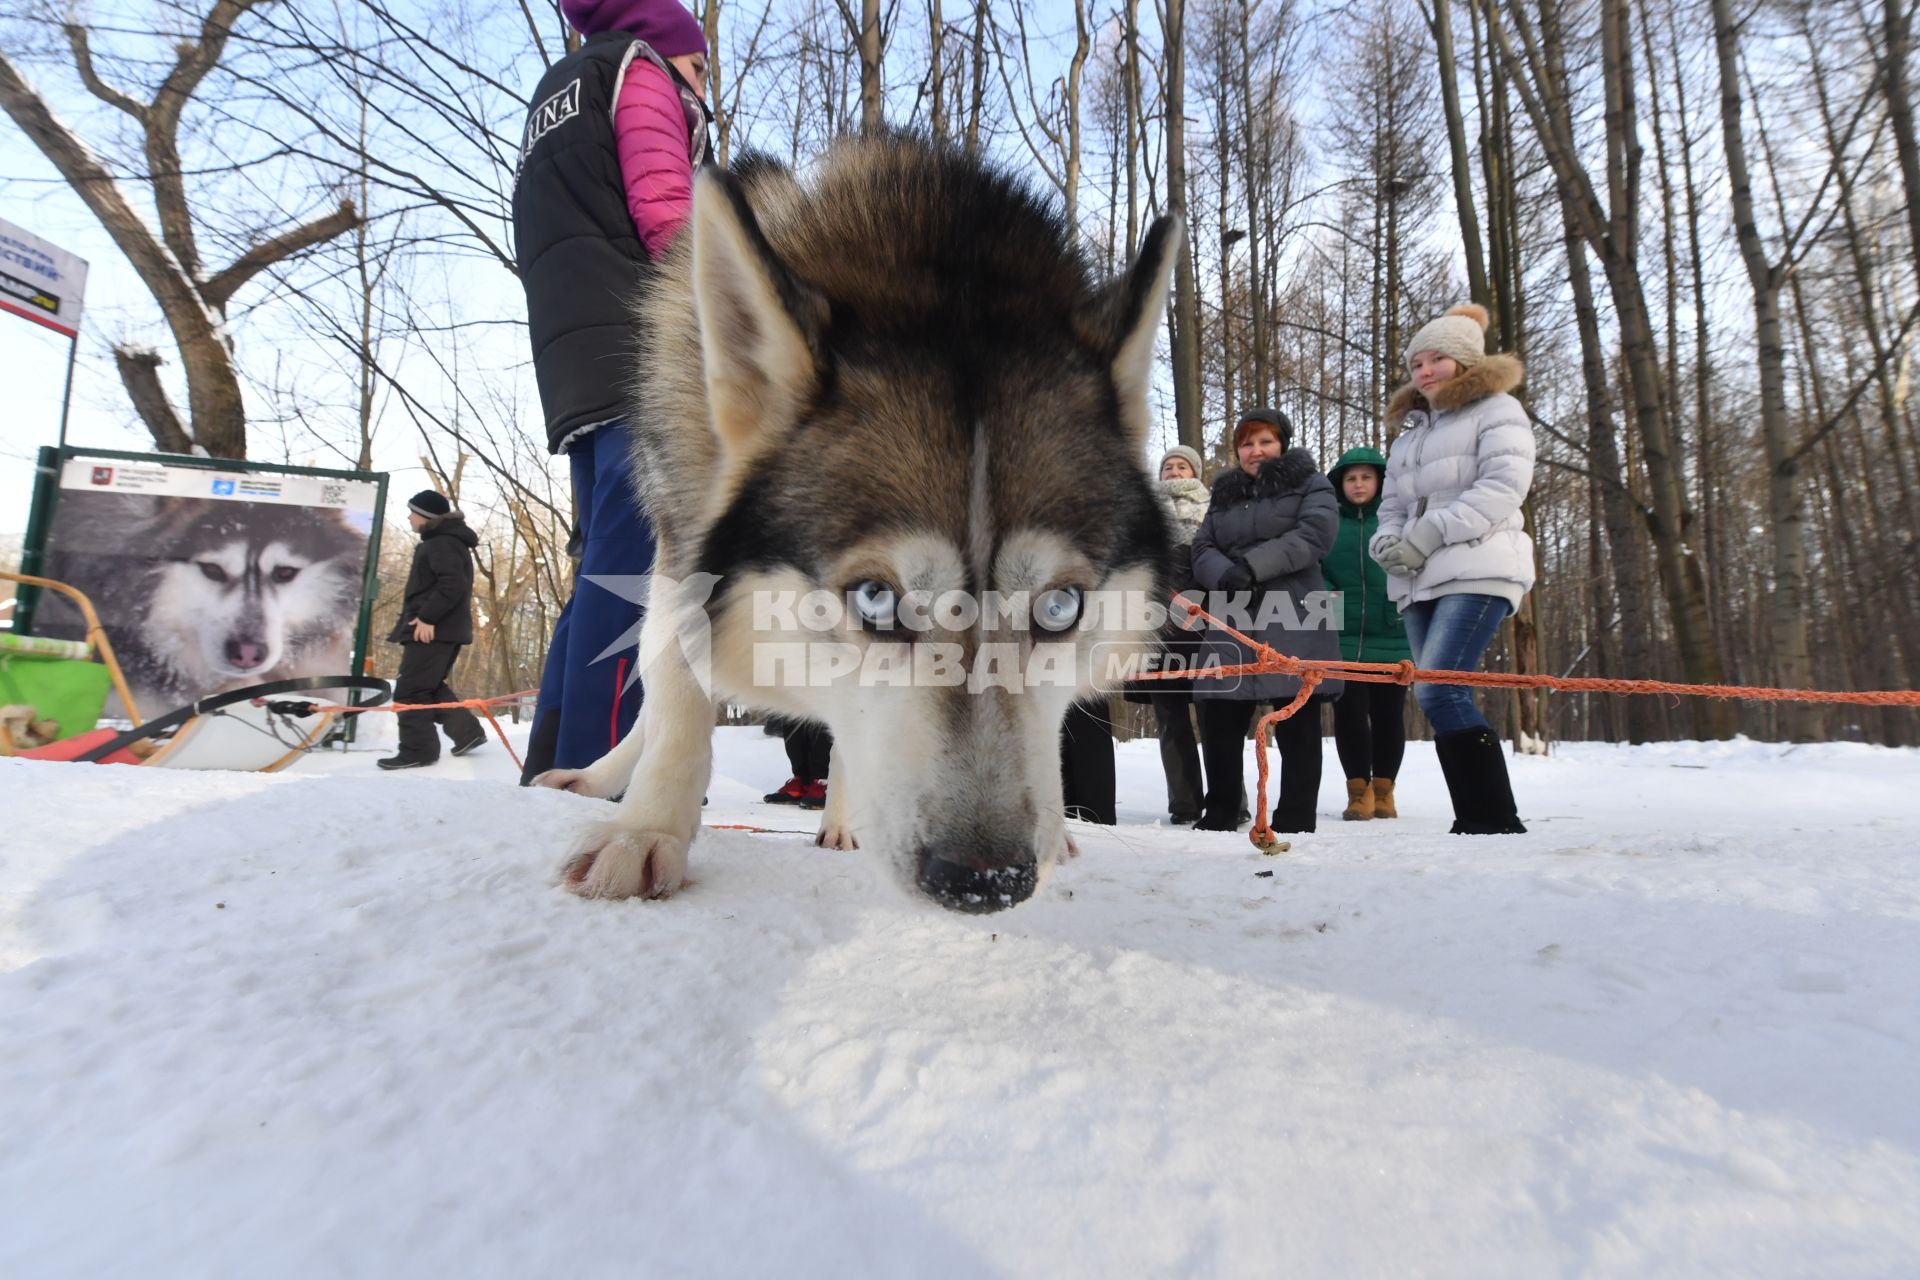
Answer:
[{"left": 541, "top": 136, "right": 1181, "bottom": 912}]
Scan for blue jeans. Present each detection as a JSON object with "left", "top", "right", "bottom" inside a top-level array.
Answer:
[
  {"left": 1401, "top": 593, "right": 1510, "bottom": 735},
  {"left": 519, "top": 424, "right": 654, "bottom": 781}
]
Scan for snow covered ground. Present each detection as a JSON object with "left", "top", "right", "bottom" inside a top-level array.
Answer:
[{"left": 4, "top": 719, "right": 1919, "bottom": 1278}]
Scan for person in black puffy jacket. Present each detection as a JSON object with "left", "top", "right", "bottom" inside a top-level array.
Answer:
[{"left": 380, "top": 490, "right": 487, "bottom": 769}]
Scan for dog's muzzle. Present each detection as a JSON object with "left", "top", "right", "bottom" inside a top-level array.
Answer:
[{"left": 914, "top": 844, "right": 1038, "bottom": 913}]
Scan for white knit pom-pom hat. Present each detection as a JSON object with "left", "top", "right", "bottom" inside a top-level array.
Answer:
[{"left": 1405, "top": 302, "right": 1491, "bottom": 370}]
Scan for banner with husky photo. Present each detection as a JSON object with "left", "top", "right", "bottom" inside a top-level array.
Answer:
[{"left": 26, "top": 451, "right": 386, "bottom": 717}]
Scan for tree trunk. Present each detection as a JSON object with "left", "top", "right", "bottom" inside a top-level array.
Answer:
[
  {"left": 1164, "top": 0, "right": 1203, "bottom": 451},
  {"left": 859, "top": 0, "right": 884, "bottom": 134},
  {"left": 1710, "top": 0, "right": 1820, "bottom": 738},
  {"left": 702, "top": 0, "right": 729, "bottom": 164},
  {"left": 1880, "top": 0, "right": 1920, "bottom": 301},
  {"left": 1496, "top": 0, "right": 1734, "bottom": 737},
  {"left": 1063, "top": 0, "right": 1089, "bottom": 231},
  {"left": 966, "top": 0, "right": 987, "bottom": 154},
  {"left": 1123, "top": 0, "right": 1141, "bottom": 261},
  {"left": 927, "top": 0, "right": 944, "bottom": 142},
  {"left": 1237, "top": 0, "right": 1268, "bottom": 403},
  {"left": 1431, "top": 0, "right": 1489, "bottom": 303}
]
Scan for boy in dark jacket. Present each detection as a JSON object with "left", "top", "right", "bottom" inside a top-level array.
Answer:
[{"left": 380, "top": 491, "right": 487, "bottom": 770}]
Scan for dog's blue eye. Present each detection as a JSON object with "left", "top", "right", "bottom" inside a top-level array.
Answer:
[
  {"left": 849, "top": 579, "right": 897, "bottom": 629},
  {"left": 1034, "top": 585, "right": 1083, "bottom": 632},
  {"left": 198, "top": 563, "right": 228, "bottom": 583}
]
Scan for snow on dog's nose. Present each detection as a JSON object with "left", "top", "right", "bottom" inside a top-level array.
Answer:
[
  {"left": 914, "top": 841, "right": 1039, "bottom": 913},
  {"left": 225, "top": 638, "right": 268, "bottom": 670}
]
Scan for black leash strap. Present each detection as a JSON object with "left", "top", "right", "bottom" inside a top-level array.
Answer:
[{"left": 75, "top": 676, "right": 393, "bottom": 764}]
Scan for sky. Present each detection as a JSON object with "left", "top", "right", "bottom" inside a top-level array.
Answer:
[
  {"left": 0, "top": 0, "right": 1452, "bottom": 541},
  {"left": 0, "top": 0, "right": 1214, "bottom": 543}
]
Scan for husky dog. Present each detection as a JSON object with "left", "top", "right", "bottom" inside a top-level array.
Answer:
[
  {"left": 42, "top": 495, "right": 366, "bottom": 712},
  {"left": 539, "top": 136, "right": 1180, "bottom": 913}
]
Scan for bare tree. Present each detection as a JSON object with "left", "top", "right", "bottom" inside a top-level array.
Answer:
[
  {"left": 1161, "top": 0, "right": 1204, "bottom": 450},
  {"left": 0, "top": 4, "right": 361, "bottom": 459},
  {"left": 997, "top": 0, "right": 1091, "bottom": 228},
  {"left": 1492, "top": 0, "right": 1735, "bottom": 738}
]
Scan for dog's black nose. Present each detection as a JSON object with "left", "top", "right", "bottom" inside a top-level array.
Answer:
[{"left": 916, "top": 855, "right": 1037, "bottom": 913}]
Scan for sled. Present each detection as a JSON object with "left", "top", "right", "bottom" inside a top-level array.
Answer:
[{"left": 1, "top": 570, "right": 389, "bottom": 771}]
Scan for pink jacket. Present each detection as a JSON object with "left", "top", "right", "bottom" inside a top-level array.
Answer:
[{"left": 613, "top": 57, "right": 700, "bottom": 257}]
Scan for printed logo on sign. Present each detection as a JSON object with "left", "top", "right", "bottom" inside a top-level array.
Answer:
[
  {"left": 522, "top": 78, "right": 582, "bottom": 162},
  {"left": 89, "top": 466, "right": 113, "bottom": 486},
  {"left": 212, "top": 478, "right": 236, "bottom": 496},
  {"left": 320, "top": 482, "right": 348, "bottom": 507},
  {"left": 0, "top": 267, "right": 61, "bottom": 314}
]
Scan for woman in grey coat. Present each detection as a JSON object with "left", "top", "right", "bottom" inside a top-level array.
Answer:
[{"left": 1188, "top": 408, "right": 1343, "bottom": 833}]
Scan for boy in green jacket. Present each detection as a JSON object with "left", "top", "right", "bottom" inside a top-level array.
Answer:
[{"left": 1322, "top": 447, "right": 1412, "bottom": 819}]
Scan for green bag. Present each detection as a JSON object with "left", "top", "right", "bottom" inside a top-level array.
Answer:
[{"left": 0, "top": 641, "right": 115, "bottom": 743}]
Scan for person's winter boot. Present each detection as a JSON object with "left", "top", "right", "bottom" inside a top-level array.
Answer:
[
  {"left": 763, "top": 777, "right": 808, "bottom": 805},
  {"left": 1371, "top": 777, "right": 1398, "bottom": 819},
  {"left": 1433, "top": 728, "right": 1526, "bottom": 834},
  {"left": 377, "top": 754, "right": 434, "bottom": 771},
  {"left": 1342, "top": 777, "right": 1375, "bottom": 821},
  {"left": 798, "top": 779, "right": 828, "bottom": 811},
  {"left": 1193, "top": 807, "right": 1243, "bottom": 832},
  {"left": 450, "top": 728, "right": 488, "bottom": 757},
  {"left": 1269, "top": 805, "right": 1316, "bottom": 835}
]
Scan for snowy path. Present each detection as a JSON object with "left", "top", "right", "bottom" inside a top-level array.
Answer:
[{"left": 4, "top": 727, "right": 1919, "bottom": 1277}]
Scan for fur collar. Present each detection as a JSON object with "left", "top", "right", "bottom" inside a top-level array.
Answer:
[
  {"left": 1209, "top": 447, "right": 1321, "bottom": 504},
  {"left": 1385, "top": 352, "right": 1525, "bottom": 424}
]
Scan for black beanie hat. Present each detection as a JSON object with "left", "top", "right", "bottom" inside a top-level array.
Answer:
[
  {"left": 1232, "top": 406, "right": 1293, "bottom": 450},
  {"left": 408, "top": 490, "right": 452, "bottom": 518}
]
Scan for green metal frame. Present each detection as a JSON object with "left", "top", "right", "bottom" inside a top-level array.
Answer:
[{"left": 12, "top": 446, "right": 390, "bottom": 735}]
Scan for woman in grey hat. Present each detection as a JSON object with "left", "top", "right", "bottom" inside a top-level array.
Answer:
[{"left": 1123, "top": 444, "right": 1211, "bottom": 823}]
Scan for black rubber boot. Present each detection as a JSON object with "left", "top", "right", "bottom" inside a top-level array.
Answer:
[{"left": 1433, "top": 727, "right": 1526, "bottom": 834}]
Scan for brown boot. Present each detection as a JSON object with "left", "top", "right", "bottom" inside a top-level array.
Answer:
[
  {"left": 1372, "top": 777, "right": 1398, "bottom": 819},
  {"left": 1342, "top": 777, "right": 1374, "bottom": 821}
]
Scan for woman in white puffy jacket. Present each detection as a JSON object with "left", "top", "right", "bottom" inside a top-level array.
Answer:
[{"left": 1370, "top": 303, "right": 1532, "bottom": 835}]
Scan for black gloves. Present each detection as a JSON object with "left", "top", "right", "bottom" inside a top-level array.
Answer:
[{"left": 1219, "top": 560, "right": 1256, "bottom": 591}]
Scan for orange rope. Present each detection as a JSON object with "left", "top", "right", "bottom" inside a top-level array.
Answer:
[
  {"left": 286, "top": 688, "right": 537, "bottom": 774},
  {"left": 1138, "top": 596, "right": 1920, "bottom": 851}
]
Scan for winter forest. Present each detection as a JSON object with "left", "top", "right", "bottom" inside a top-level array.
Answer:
[{"left": 2, "top": 0, "right": 1916, "bottom": 747}]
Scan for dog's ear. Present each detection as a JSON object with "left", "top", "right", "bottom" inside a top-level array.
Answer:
[
  {"left": 689, "top": 167, "right": 827, "bottom": 462},
  {"left": 1107, "top": 214, "right": 1183, "bottom": 454}
]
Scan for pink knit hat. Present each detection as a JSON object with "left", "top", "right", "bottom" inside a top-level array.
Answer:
[{"left": 561, "top": 0, "right": 708, "bottom": 56}]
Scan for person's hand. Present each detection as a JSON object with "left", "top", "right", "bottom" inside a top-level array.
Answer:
[
  {"left": 1372, "top": 536, "right": 1426, "bottom": 578},
  {"left": 1219, "top": 560, "right": 1255, "bottom": 591},
  {"left": 411, "top": 619, "right": 437, "bottom": 643}
]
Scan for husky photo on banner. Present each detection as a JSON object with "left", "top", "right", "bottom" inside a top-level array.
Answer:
[{"left": 25, "top": 451, "right": 385, "bottom": 716}]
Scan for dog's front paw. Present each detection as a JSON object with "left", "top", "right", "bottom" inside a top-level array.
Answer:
[
  {"left": 1060, "top": 831, "right": 1080, "bottom": 860},
  {"left": 814, "top": 821, "right": 858, "bottom": 851},
  {"left": 560, "top": 825, "right": 689, "bottom": 900},
  {"left": 533, "top": 767, "right": 622, "bottom": 800}
]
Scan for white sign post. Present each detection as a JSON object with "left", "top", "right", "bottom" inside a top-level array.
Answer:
[{"left": 0, "top": 217, "right": 91, "bottom": 446}]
